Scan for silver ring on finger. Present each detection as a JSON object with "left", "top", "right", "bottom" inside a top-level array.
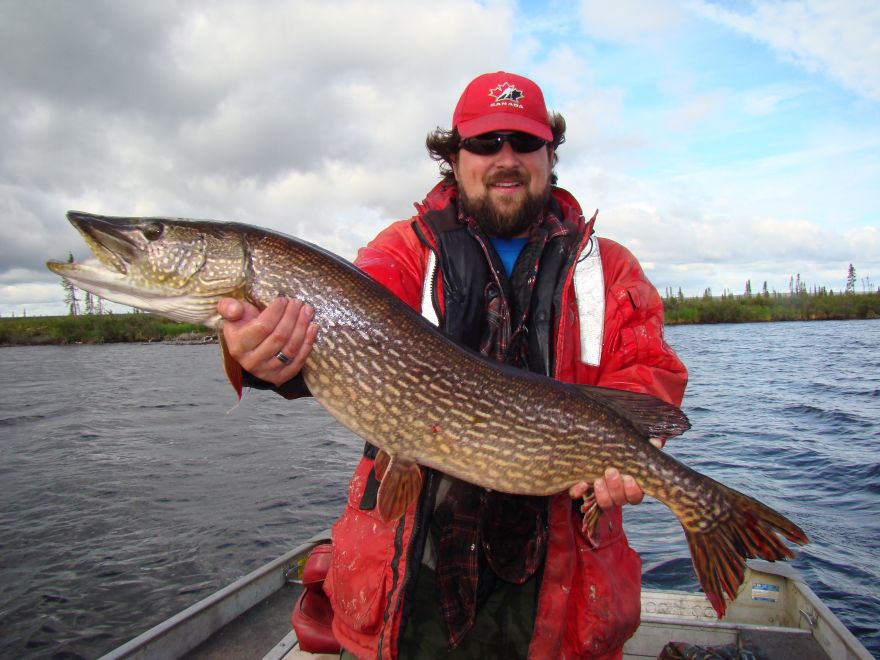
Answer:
[{"left": 275, "top": 351, "right": 292, "bottom": 365}]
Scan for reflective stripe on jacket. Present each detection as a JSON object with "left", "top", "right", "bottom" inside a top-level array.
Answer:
[{"left": 323, "top": 182, "right": 688, "bottom": 659}]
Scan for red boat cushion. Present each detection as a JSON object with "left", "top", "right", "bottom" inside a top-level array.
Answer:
[
  {"left": 291, "top": 544, "right": 341, "bottom": 654},
  {"left": 302, "top": 542, "right": 333, "bottom": 587}
]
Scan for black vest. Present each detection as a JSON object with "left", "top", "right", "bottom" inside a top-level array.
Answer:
[{"left": 413, "top": 198, "right": 577, "bottom": 376}]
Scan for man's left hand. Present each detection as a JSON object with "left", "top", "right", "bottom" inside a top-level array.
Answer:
[
  {"left": 567, "top": 437, "right": 663, "bottom": 510},
  {"left": 568, "top": 467, "right": 644, "bottom": 509}
]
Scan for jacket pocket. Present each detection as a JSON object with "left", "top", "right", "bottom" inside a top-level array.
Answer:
[
  {"left": 568, "top": 513, "right": 642, "bottom": 657},
  {"left": 324, "top": 459, "right": 397, "bottom": 635}
]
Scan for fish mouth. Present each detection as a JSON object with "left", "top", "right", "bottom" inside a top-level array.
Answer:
[
  {"left": 46, "top": 211, "right": 162, "bottom": 304},
  {"left": 64, "top": 211, "right": 140, "bottom": 275}
]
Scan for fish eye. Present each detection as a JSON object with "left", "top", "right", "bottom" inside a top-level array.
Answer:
[{"left": 143, "top": 222, "right": 164, "bottom": 241}]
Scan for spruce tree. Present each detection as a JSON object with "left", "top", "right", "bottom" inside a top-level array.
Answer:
[
  {"left": 846, "top": 264, "right": 857, "bottom": 294},
  {"left": 62, "top": 253, "right": 80, "bottom": 316}
]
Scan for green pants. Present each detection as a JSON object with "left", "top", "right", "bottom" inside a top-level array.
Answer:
[{"left": 342, "top": 567, "right": 538, "bottom": 659}]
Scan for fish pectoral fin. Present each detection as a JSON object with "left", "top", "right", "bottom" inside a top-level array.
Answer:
[
  {"left": 573, "top": 385, "right": 691, "bottom": 440},
  {"left": 376, "top": 456, "right": 422, "bottom": 521},
  {"left": 219, "top": 334, "right": 243, "bottom": 399},
  {"left": 374, "top": 449, "right": 391, "bottom": 481},
  {"left": 579, "top": 489, "right": 601, "bottom": 548}
]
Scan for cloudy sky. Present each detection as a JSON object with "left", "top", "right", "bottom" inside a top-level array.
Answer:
[{"left": 1, "top": 0, "right": 878, "bottom": 317}]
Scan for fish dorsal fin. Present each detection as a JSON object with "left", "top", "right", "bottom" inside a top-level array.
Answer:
[
  {"left": 376, "top": 455, "right": 422, "bottom": 521},
  {"left": 573, "top": 385, "right": 690, "bottom": 440},
  {"left": 219, "top": 333, "right": 243, "bottom": 399}
]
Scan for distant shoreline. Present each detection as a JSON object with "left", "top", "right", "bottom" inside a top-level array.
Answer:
[
  {"left": 0, "top": 314, "right": 214, "bottom": 347},
  {"left": 662, "top": 290, "right": 879, "bottom": 325},
  {"left": 2, "top": 292, "right": 878, "bottom": 346}
]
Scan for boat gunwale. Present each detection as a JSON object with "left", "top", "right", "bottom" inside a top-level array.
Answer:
[
  {"left": 97, "top": 532, "right": 329, "bottom": 660},
  {"left": 98, "top": 541, "right": 873, "bottom": 660}
]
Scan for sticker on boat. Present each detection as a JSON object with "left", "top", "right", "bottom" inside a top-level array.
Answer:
[{"left": 751, "top": 582, "right": 780, "bottom": 602}]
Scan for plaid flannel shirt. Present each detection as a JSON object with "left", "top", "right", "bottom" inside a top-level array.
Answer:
[{"left": 434, "top": 203, "right": 570, "bottom": 649}]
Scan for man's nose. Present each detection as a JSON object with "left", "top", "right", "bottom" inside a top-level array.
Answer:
[{"left": 494, "top": 141, "right": 519, "bottom": 165}]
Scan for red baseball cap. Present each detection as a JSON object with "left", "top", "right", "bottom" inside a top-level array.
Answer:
[{"left": 452, "top": 71, "right": 553, "bottom": 141}]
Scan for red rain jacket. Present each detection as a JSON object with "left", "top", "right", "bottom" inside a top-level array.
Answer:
[{"left": 323, "top": 183, "right": 688, "bottom": 659}]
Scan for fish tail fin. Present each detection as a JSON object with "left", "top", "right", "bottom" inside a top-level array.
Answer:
[{"left": 682, "top": 483, "right": 808, "bottom": 619}]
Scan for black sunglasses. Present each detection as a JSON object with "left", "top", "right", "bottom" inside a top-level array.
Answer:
[{"left": 459, "top": 132, "right": 548, "bottom": 155}]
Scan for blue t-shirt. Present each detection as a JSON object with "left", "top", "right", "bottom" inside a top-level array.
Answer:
[{"left": 489, "top": 236, "right": 528, "bottom": 276}]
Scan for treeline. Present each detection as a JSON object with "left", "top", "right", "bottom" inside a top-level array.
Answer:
[
  {"left": 4, "top": 288, "right": 879, "bottom": 345},
  {"left": 664, "top": 289, "right": 880, "bottom": 325},
  {"left": 0, "top": 313, "right": 212, "bottom": 346}
]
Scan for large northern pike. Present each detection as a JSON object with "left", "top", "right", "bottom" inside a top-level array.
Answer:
[{"left": 48, "top": 211, "right": 808, "bottom": 617}]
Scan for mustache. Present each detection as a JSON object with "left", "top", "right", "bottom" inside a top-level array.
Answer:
[{"left": 485, "top": 169, "right": 529, "bottom": 185}]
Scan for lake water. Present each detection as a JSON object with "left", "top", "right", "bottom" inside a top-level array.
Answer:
[{"left": 1, "top": 320, "right": 878, "bottom": 658}]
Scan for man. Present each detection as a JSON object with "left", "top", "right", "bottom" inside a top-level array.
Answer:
[{"left": 219, "top": 72, "right": 687, "bottom": 659}]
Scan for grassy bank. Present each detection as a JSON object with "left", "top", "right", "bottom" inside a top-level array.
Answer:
[
  {"left": 0, "top": 313, "right": 213, "bottom": 346},
  {"left": 664, "top": 291, "right": 880, "bottom": 325},
  {"left": 3, "top": 291, "right": 879, "bottom": 345}
]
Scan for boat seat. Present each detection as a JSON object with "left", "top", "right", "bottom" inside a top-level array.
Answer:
[{"left": 291, "top": 543, "right": 341, "bottom": 654}]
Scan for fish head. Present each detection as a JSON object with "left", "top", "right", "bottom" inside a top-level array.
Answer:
[{"left": 47, "top": 211, "right": 249, "bottom": 327}]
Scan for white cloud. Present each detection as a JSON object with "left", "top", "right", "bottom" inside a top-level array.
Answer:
[
  {"left": 1, "top": 0, "right": 877, "bottom": 317},
  {"left": 843, "top": 226, "right": 879, "bottom": 261},
  {"left": 594, "top": 199, "right": 877, "bottom": 296},
  {"left": 689, "top": 0, "right": 880, "bottom": 101},
  {"left": 557, "top": 128, "right": 880, "bottom": 295},
  {"left": 741, "top": 83, "right": 811, "bottom": 116},
  {"left": 0, "top": 0, "right": 522, "bottom": 315},
  {"left": 1, "top": 281, "right": 69, "bottom": 317},
  {"left": 531, "top": 45, "right": 596, "bottom": 100},
  {"left": 664, "top": 91, "right": 728, "bottom": 131},
  {"left": 579, "top": 0, "right": 685, "bottom": 44}
]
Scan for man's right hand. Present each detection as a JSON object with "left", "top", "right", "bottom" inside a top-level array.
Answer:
[{"left": 217, "top": 297, "right": 318, "bottom": 386}]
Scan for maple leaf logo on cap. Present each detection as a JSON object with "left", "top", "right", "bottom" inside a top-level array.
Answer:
[{"left": 489, "top": 83, "right": 525, "bottom": 106}]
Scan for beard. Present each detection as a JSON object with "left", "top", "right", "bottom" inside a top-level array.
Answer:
[{"left": 459, "top": 170, "right": 551, "bottom": 238}]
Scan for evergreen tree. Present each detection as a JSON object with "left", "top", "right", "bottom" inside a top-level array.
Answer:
[
  {"left": 846, "top": 264, "right": 856, "bottom": 294},
  {"left": 62, "top": 253, "right": 80, "bottom": 317},
  {"left": 84, "top": 291, "right": 95, "bottom": 315},
  {"left": 744, "top": 279, "right": 752, "bottom": 297}
]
